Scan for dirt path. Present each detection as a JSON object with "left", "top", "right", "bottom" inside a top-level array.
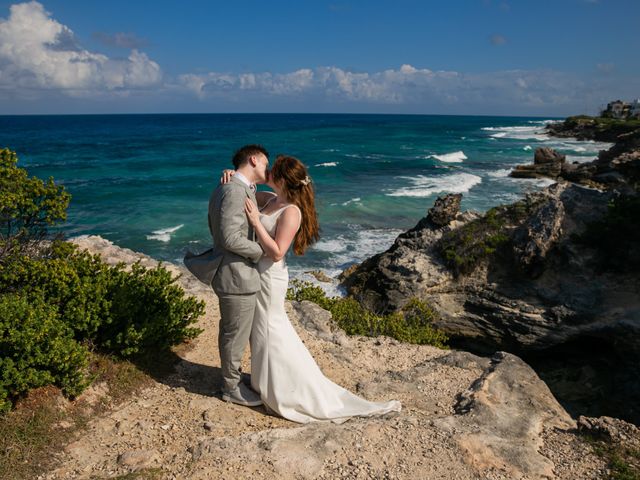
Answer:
[{"left": 41, "top": 236, "right": 606, "bottom": 479}]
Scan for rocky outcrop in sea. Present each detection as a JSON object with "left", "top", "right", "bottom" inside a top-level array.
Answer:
[{"left": 340, "top": 117, "right": 640, "bottom": 424}]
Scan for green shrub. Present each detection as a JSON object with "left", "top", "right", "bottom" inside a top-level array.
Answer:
[
  {"left": 0, "top": 242, "right": 112, "bottom": 340},
  {"left": 100, "top": 262, "right": 205, "bottom": 357},
  {"left": 438, "top": 199, "right": 542, "bottom": 276},
  {"left": 0, "top": 243, "right": 205, "bottom": 358},
  {"left": 0, "top": 149, "right": 206, "bottom": 412},
  {"left": 287, "top": 280, "right": 448, "bottom": 348},
  {"left": 0, "top": 149, "right": 70, "bottom": 261},
  {"left": 0, "top": 294, "right": 89, "bottom": 413}
]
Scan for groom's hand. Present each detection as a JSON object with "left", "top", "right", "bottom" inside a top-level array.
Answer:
[
  {"left": 244, "top": 198, "right": 260, "bottom": 227},
  {"left": 220, "top": 169, "right": 235, "bottom": 184}
]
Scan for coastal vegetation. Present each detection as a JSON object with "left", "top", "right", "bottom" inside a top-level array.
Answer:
[
  {"left": 0, "top": 148, "right": 204, "bottom": 412},
  {"left": 565, "top": 115, "right": 640, "bottom": 130},
  {"left": 0, "top": 147, "right": 205, "bottom": 478},
  {"left": 584, "top": 433, "right": 640, "bottom": 480},
  {"left": 437, "top": 198, "right": 544, "bottom": 276},
  {"left": 286, "top": 280, "right": 448, "bottom": 348},
  {"left": 548, "top": 114, "right": 640, "bottom": 143},
  {"left": 0, "top": 147, "right": 204, "bottom": 402}
]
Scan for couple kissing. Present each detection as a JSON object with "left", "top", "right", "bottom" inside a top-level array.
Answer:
[{"left": 185, "top": 144, "right": 401, "bottom": 424}]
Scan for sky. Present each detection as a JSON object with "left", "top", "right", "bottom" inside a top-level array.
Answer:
[{"left": 0, "top": 0, "right": 638, "bottom": 116}]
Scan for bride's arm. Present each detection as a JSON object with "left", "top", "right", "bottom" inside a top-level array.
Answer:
[{"left": 245, "top": 199, "right": 301, "bottom": 261}]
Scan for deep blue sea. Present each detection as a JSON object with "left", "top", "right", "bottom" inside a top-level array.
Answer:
[{"left": 0, "top": 114, "right": 611, "bottom": 291}]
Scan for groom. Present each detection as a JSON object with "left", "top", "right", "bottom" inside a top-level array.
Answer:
[{"left": 208, "top": 144, "right": 269, "bottom": 406}]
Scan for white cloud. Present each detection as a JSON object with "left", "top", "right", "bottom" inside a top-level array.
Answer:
[
  {"left": 177, "top": 64, "right": 591, "bottom": 112},
  {"left": 180, "top": 64, "right": 461, "bottom": 104},
  {"left": 0, "top": 1, "right": 161, "bottom": 93}
]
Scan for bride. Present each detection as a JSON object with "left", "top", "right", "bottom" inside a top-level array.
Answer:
[{"left": 225, "top": 154, "right": 400, "bottom": 424}]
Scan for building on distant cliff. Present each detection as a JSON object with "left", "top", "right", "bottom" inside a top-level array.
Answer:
[
  {"left": 603, "top": 100, "right": 627, "bottom": 119},
  {"left": 602, "top": 99, "right": 640, "bottom": 119}
]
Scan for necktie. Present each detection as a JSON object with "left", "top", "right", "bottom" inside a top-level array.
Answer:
[{"left": 250, "top": 183, "right": 257, "bottom": 193}]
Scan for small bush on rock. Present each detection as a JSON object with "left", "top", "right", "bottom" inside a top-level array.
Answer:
[
  {"left": 438, "top": 199, "right": 543, "bottom": 276},
  {"left": 287, "top": 280, "right": 448, "bottom": 348}
]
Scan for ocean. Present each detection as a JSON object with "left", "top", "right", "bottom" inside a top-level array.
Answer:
[{"left": 0, "top": 113, "right": 611, "bottom": 291}]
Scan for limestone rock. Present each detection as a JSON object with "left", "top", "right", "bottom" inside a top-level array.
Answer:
[
  {"left": 535, "top": 147, "right": 566, "bottom": 164},
  {"left": 305, "top": 270, "right": 333, "bottom": 283},
  {"left": 510, "top": 147, "right": 565, "bottom": 179},
  {"left": 578, "top": 416, "right": 640, "bottom": 445},
  {"left": 427, "top": 193, "right": 463, "bottom": 227},
  {"left": 290, "top": 300, "right": 350, "bottom": 346},
  {"left": 436, "top": 352, "right": 574, "bottom": 479},
  {"left": 511, "top": 195, "right": 564, "bottom": 271},
  {"left": 117, "top": 449, "right": 159, "bottom": 470}
]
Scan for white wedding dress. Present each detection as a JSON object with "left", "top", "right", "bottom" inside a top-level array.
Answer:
[{"left": 250, "top": 204, "right": 402, "bottom": 424}]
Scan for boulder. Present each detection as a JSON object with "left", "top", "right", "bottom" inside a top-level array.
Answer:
[
  {"left": 427, "top": 193, "right": 463, "bottom": 227},
  {"left": 511, "top": 195, "right": 564, "bottom": 271},
  {"left": 510, "top": 148, "right": 565, "bottom": 179},
  {"left": 435, "top": 352, "right": 574, "bottom": 479},
  {"left": 535, "top": 147, "right": 566, "bottom": 164}
]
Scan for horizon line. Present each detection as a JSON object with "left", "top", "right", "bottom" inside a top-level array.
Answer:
[{"left": 0, "top": 112, "right": 567, "bottom": 119}]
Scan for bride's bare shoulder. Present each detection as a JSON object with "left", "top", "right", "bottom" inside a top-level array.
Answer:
[{"left": 279, "top": 204, "right": 302, "bottom": 227}]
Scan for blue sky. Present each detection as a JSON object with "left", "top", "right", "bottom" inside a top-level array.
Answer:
[{"left": 0, "top": 0, "right": 638, "bottom": 115}]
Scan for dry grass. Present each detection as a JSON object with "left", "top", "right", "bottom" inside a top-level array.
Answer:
[{"left": 0, "top": 353, "right": 157, "bottom": 480}]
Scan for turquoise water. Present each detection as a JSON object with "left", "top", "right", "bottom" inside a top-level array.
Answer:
[{"left": 0, "top": 114, "right": 610, "bottom": 284}]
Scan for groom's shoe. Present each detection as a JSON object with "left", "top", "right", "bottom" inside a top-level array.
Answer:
[{"left": 222, "top": 383, "right": 262, "bottom": 407}]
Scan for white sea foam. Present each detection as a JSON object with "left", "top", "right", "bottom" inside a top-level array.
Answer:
[
  {"left": 386, "top": 172, "right": 482, "bottom": 197},
  {"left": 428, "top": 150, "right": 467, "bottom": 163},
  {"left": 146, "top": 224, "right": 184, "bottom": 242},
  {"left": 487, "top": 168, "right": 512, "bottom": 178},
  {"left": 296, "top": 227, "right": 403, "bottom": 296},
  {"left": 510, "top": 177, "right": 557, "bottom": 188},
  {"left": 315, "top": 162, "right": 339, "bottom": 167},
  {"left": 527, "top": 119, "right": 560, "bottom": 126},
  {"left": 312, "top": 228, "right": 403, "bottom": 268},
  {"left": 546, "top": 140, "right": 611, "bottom": 154},
  {"left": 523, "top": 145, "right": 532, "bottom": 151},
  {"left": 482, "top": 124, "right": 550, "bottom": 140},
  {"left": 342, "top": 197, "right": 361, "bottom": 206},
  {"left": 313, "top": 238, "right": 348, "bottom": 253}
]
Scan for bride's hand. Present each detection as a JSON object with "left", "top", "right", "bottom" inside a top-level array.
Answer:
[
  {"left": 244, "top": 198, "right": 260, "bottom": 227},
  {"left": 220, "top": 169, "right": 235, "bottom": 184}
]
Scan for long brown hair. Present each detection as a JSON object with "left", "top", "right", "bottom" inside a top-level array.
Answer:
[{"left": 270, "top": 155, "right": 320, "bottom": 255}]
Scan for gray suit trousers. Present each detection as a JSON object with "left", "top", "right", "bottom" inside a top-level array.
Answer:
[{"left": 217, "top": 292, "right": 257, "bottom": 393}]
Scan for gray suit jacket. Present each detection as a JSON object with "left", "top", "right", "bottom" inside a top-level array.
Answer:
[
  {"left": 209, "top": 177, "right": 263, "bottom": 294},
  {"left": 184, "top": 176, "right": 263, "bottom": 294}
]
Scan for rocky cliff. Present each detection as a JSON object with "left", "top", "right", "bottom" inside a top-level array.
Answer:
[
  {"left": 340, "top": 118, "right": 640, "bottom": 424},
  {"left": 41, "top": 236, "right": 614, "bottom": 480}
]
